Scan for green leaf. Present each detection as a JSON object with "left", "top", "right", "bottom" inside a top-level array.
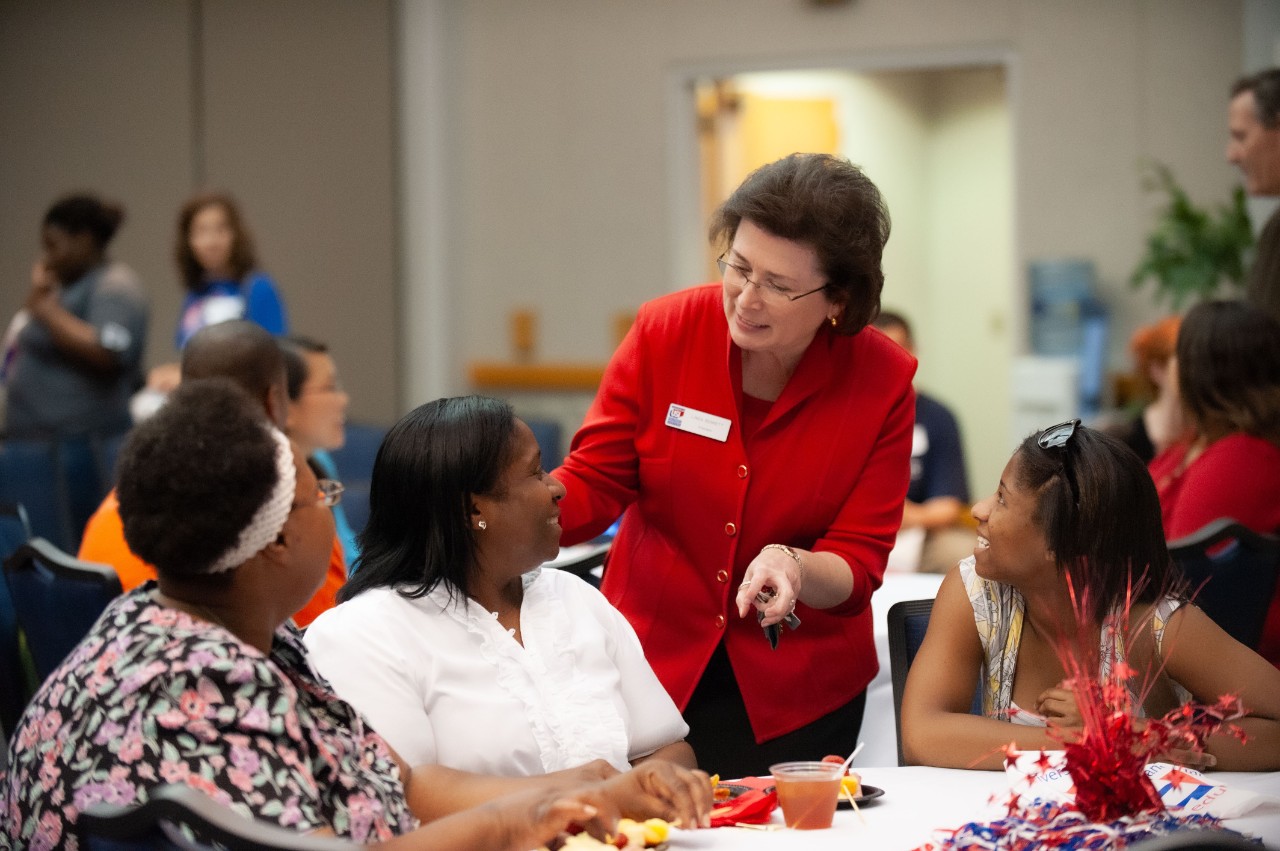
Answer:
[{"left": 1130, "top": 161, "right": 1254, "bottom": 307}]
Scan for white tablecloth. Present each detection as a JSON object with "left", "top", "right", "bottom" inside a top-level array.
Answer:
[
  {"left": 859, "top": 571, "right": 945, "bottom": 768},
  {"left": 671, "top": 766, "right": 1280, "bottom": 849}
]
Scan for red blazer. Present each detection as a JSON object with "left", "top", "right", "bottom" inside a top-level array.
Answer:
[
  {"left": 1150, "top": 433, "right": 1280, "bottom": 666},
  {"left": 554, "top": 285, "right": 916, "bottom": 741}
]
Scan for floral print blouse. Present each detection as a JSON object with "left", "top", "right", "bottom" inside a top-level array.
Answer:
[{"left": 0, "top": 585, "right": 417, "bottom": 850}]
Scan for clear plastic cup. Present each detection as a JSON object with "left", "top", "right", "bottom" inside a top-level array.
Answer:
[{"left": 769, "top": 760, "right": 844, "bottom": 829}]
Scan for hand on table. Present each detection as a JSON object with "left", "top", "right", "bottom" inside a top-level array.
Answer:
[{"left": 582, "top": 761, "right": 712, "bottom": 830}]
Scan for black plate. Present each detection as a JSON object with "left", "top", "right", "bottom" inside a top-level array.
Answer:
[
  {"left": 716, "top": 782, "right": 766, "bottom": 800},
  {"left": 836, "top": 783, "right": 885, "bottom": 808}
]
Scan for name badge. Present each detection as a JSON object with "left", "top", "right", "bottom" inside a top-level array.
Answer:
[{"left": 665, "top": 403, "right": 731, "bottom": 442}]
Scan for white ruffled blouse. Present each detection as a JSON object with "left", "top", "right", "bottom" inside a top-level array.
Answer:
[{"left": 304, "top": 568, "right": 688, "bottom": 776}]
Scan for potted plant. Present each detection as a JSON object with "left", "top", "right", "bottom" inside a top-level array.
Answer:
[{"left": 1129, "top": 162, "right": 1254, "bottom": 309}]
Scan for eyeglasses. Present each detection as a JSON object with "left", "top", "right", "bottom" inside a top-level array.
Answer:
[
  {"left": 301, "top": 381, "right": 345, "bottom": 396},
  {"left": 1037, "top": 419, "right": 1081, "bottom": 505},
  {"left": 294, "top": 473, "right": 343, "bottom": 506},
  {"left": 717, "top": 255, "right": 828, "bottom": 304}
]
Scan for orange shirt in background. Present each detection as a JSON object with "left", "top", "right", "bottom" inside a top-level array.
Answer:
[{"left": 78, "top": 490, "right": 345, "bottom": 627}]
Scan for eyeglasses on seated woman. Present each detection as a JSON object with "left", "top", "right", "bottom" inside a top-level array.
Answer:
[
  {"left": 899, "top": 422, "right": 1280, "bottom": 771},
  {"left": 0, "top": 378, "right": 710, "bottom": 849}
]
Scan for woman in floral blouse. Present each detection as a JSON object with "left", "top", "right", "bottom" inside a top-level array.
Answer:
[{"left": 0, "top": 378, "right": 710, "bottom": 850}]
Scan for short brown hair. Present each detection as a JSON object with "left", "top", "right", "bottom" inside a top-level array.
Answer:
[
  {"left": 1127, "top": 315, "right": 1180, "bottom": 397},
  {"left": 1232, "top": 68, "right": 1280, "bottom": 128},
  {"left": 175, "top": 191, "right": 259, "bottom": 291},
  {"left": 1177, "top": 300, "right": 1280, "bottom": 446},
  {"left": 709, "top": 153, "right": 890, "bottom": 335}
]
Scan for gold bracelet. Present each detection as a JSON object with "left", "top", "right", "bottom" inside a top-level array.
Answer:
[{"left": 763, "top": 543, "right": 804, "bottom": 582}]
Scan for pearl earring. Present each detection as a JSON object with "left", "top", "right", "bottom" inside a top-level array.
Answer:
[{"left": 478, "top": 520, "right": 487, "bottom": 530}]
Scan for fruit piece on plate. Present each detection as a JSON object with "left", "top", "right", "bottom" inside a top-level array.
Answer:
[
  {"left": 840, "top": 772, "right": 861, "bottom": 798},
  {"left": 640, "top": 818, "right": 670, "bottom": 845},
  {"left": 554, "top": 818, "right": 670, "bottom": 849}
]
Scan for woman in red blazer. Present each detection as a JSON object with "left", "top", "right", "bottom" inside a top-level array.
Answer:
[
  {"left": 554, "top": 154, "right": 917, "bottom": 777},
  {"left": 1149, "top": 300, "right": 1280, "bottom": 666}
]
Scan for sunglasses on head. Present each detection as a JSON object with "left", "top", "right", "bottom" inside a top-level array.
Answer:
[
  {"left": 1037, "top": 419, "right": 1080, "bottom": 451},
  {"left": 1037, "top": 419, "right": 1081, "bottom": 505}
]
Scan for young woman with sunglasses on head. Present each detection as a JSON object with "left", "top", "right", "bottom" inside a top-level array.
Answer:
[{"left": 900, "top": 422, "right": 1280, "bottom": 771}]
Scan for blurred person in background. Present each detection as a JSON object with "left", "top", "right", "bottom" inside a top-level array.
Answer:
[
  {"left": 1227, "top": 68, "right": 1280, "bottom": 322},
  {"left": 281, "top": 335, "right": 359, "bottom": 567},
  {"left": 3, "top": 193, "right": 147, "bottom": 439},
  {"left": 872, "top": 310, "right": 974, "bottom": 574},
  {"left": 142, "top": 191, "right": 287, "bottom": 399},
  {"left": 1109, "top": 315, "right": 1185, "bottom": 465},
  {"left": 79, "top": 321, "right": 347, "bottom": 627},
  {"left": 1149, "top": 300, "right": 1280, "bottom": 667}
]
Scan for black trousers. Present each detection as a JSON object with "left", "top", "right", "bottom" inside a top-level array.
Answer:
[{"left": 682, "top": 642, "right": 866, "bottom": 779}]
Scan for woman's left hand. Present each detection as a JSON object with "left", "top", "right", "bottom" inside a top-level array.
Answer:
[
  {"left": 736, "top": 546, "right": 802, "bottom": 627},
  {"left": 1036, "top": 686, "right": 1084, "bottom": 729}
]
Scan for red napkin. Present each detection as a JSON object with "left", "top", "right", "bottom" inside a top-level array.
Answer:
[{"left": 709, "top": 776, "right": 778, "bottom": 827}]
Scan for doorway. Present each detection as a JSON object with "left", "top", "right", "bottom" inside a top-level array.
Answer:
[{"left": 681, "top": 63, "right": 1015, "bottom": 495}]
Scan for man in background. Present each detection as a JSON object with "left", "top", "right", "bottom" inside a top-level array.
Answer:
[
  {"left": 1228, "top": 68, "right": 1280, "bottom": 321},
  {"left": 872, "top": 311, "right": 974, "bottom": 574},
  {"left": 78, "top": 321, "right": 346, "bottom": 626}
]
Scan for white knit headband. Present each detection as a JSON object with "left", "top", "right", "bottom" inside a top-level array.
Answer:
[{"left": 207, "top": 427, "right": 296, "bottom": 574}]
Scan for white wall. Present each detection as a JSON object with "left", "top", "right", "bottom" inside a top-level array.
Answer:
[
  {"left": 732, "top": 67, "right": 1013, "bottom": 490},
  {"left": 0, "top": 1, "right": 400, "bottom": 423},
  {"left": 402, "top": 0, "right": 1243, "bottom": 477},
  {"left": 922, "top": 67, "right": 1014, "bottom": 492}
]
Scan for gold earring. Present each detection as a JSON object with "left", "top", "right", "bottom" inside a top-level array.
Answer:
[
  {"left": 478, "top": 519, "right": 487, "bottom": 530},
  {"left": 828, "top": 315, "right": 838, "bottom": 328}
]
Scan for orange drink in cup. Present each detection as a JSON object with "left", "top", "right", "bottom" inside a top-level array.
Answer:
[{"left": 769, "top": 761, "right": 844, "bottom": 829}]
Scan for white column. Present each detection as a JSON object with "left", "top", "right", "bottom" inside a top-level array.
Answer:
[{"left": 394, "top": 0, "right": 452, "bottom": 409}]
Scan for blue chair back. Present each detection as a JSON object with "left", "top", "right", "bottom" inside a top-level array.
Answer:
[
  {"left": 91, "top": 430, "right": 128, "bottom": 491},
  {"left": 1169, "top": 518, "right": 1280, "bottom": 650},
  {"left": 0, "top": 435, "right": 117, "bottom": 552},
  {"left": 0, "top": 502, "right": 32, "bottom": 736},
  {"left": 60, "top": 436, "right": 109, "bottom": 551},
  {"left": 887, "top": 597, "right": 983, "bottom": 766},
  {"left": 3, "top": 537, "right": 121, "bottom": 681},
  {"left": 0, "top": 439, "right": 70, "bottom": 549},
  {"left": 79, "top": 783, "right": 356, "bottom": 850},
  {"left": 325, "top": 421, "right": 386, "bottom": 541},
  {"left": 525, "top": 418, "right": 564, "bottom": 470}
]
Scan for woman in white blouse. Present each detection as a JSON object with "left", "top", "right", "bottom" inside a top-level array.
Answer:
[{"left": 305, "top": 396, "right": 696, "bottom": 777}]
